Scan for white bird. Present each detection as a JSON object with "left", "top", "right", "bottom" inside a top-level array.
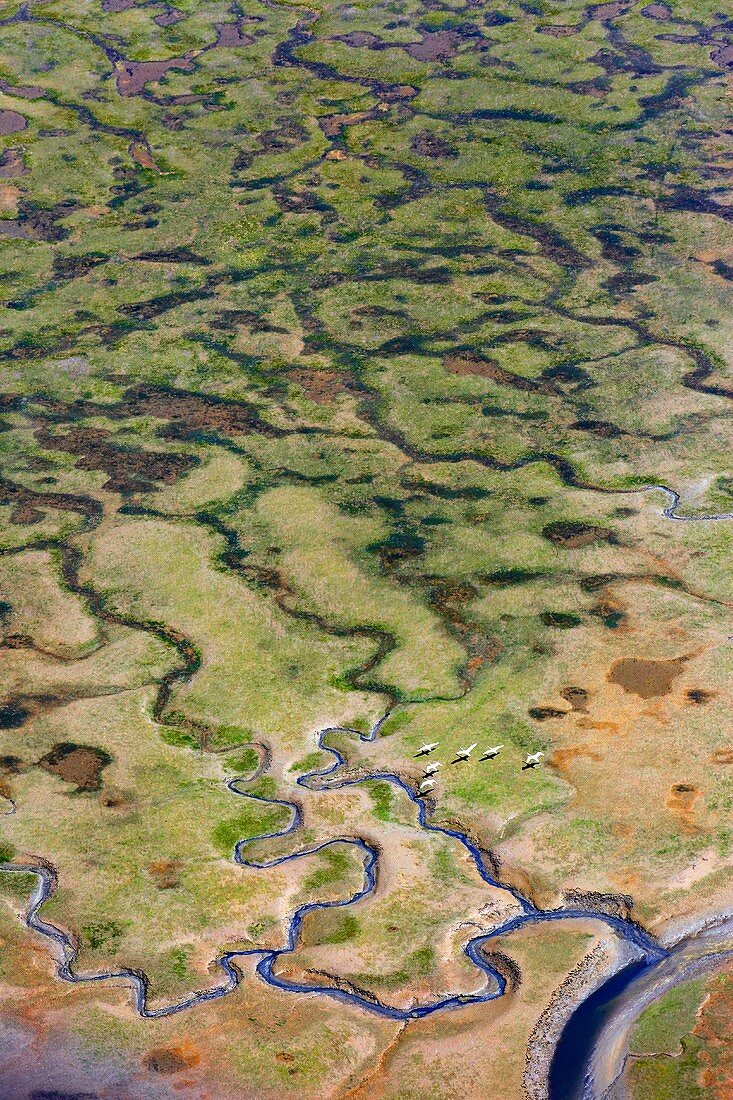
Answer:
[
  {"left": 416, "top": 742, "right": 439, "bottom": 756},
  {"left": 524, "top": 751, "right": 545, "bottom": 768},
  {"left": 454, "top": 743, "right": 478, "bottom": 761},
  {"left": 419, "top": 778, "right": 435, "bottom": 794},
  {"left": 424, "top": 762, "right": 442, "bottom": 776},
  {"left": 480, "top": 745, "right": 504, "bottom": 760}
]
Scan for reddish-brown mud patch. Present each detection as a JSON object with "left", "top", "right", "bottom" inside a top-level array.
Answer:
[
  {"left": 711, "top": 43, "right": 733, "bottom": 67},
  {"left": 129, "top": 140, "right": 161, "bottom": 171},
  {"left": 143, "top": 1045, "right": 199, "bottom": 1073},
  {"left": 0, "top": 149, "right": 27, "bottom": 177},
  {"left": 569, "top": 79, "right": 608, "bottom": 98},
  {"left": 116, "top": 57, "right": 195, "bottom": 97},
  {"left": 154, "top": 8, "right": 185, "bottom": 26},
  {"left": 665, "top": 782, "right": 701, "bottom": 833},
  {"left": 0, "top": 475, "right": 98, "bottom": 524},
  {"left": 380, "top": 84, "right": 418, "bottom": 103},
  {"left": 38, "top": 743, "right": 111, "bottom": 792},
  {"left": 542, "top": 520, "right": 613, "bottom": 548},
  {"left": 0, "top": 81, "right": 45, "bottom": 99},
  {"left": 607, "top": 656, "right": 687, "bottom": 699},
  {"left": 641, "top": 3, "right": 672, "bottom": 17},
  {"left": 287, "top": 368, "right": 354, "bottom": 403},
  {"left": 560, "top": 686, "right": 590, "bottom": 712},
  {"left": 34, "top": 426, "right": 198, "bottom": 494},
  {"left": 214, "top": 22, "right": 255, "bottom": 47},
  {"left": 0, "top": 202, "right": 72, "bottom": 241},
  {"left": 405, "top": 31, "right": 462, "bottom": 61},
  {"left": 0, "top": 110, "right": 27, "bottom": 135},
  {"left": 113, "top": 385, "right": 277, "bottom": 438},
  {"left": 410, "top": 131, "right": 457, "bottom": 158},
  {"left": 587, "top": 2, "right": 630, "bottom": 18},
  {"left": 8, "top": 501, "right": 44, "bottom": 524},
  {"left": 710, "top": 748, "right": 733, "bottom": 765},
  {"left": 148, "top": 858, "right": 182, "bottom": 889},
  {"left": 319, "top": 110, "right": 374, "bottom": 138},
  {"left": 99, "top": 786, "right": 133, "bottom": 808},
  {"left": 444, "top": 353, "right": 555, "bottom": 393},
  {"left": 336, "top": 31, "right": 385, "bottom": 49},
  {"left": 528, "top": 706, "right": 568, "bottom": 721}
]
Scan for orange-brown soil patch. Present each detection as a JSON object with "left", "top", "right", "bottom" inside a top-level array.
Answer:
[
  {"left": 574, "top": 718, "right": 620, "bottom": 733},
  {"left": 694, "top": 970, "right": 733, "bottom": 1099},
  {"left": 318, "top": 110, "right": 374, "bottom": 138},
  {"left": 607, "top": 656, "right": 688, "bottom": 699},
  {"left": 148, "top": 858, "right": 183, "bottom": 889},
  {"left": 38, "top": 742, "right": 111, "bottom": 792},
  {"left": 143, "top": 1043, "right": 200, "bottom": 1073},
  {"left": 710, "top": 748, "right": 733, "bottom": 765},
  {"left": 444, "top": 352, "right": 555, "bottom": 394},
  {"left": 549, "top": 744, "right": 602, "bottom": 771},
  {"left": 287, "top": 368, "right": 355, "bottom": 403},
  {"left": 665, "top": 782, "right": 701, "bottom": 834},
  {"left": 99, "top": 785, "right": 133, "bottom": 809},
  {"left": 129, "top": 140, "right": 161, "bottom": 172},
  {"left": 560, "top": 686, "right": 589, "bottom": 712}
]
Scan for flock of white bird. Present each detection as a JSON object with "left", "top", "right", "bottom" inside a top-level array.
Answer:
[{"left": 415, "top": 742, "right": 545, "bottom": 795}]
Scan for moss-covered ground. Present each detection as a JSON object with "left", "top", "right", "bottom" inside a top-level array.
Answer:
[{"left": 0, "top": 0, "right": 732, "bottom": 1096}]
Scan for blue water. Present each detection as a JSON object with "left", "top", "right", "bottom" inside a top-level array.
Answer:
[
  {"left": 547, "top": 960, "right": 648, "bottom": 1100},
  {"left": 0, "top": 714, "right": 670, "bottom": 1100}
]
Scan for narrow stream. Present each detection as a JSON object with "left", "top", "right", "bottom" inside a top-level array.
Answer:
[
  {"left": 0, "top": 481, "right": 731, "bottom": 1087},
  {"left": 0, "top": 720, "right": 668, "bottom": 1030}
]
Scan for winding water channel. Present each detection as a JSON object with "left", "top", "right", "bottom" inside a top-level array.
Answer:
[
  {"left": 4, "top": 717, "right": 730, "bottom": 1098},
  {"left": 1, "top": 481, "right": 732, "bottom": 1094}
]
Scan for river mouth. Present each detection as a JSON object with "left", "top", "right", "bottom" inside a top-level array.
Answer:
[
  {"left": 548, "top": 959, "right": 648, "bottom": 1100},
  {"left": 548, "top": 919, "right": 733, "bottom": 1100}
]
